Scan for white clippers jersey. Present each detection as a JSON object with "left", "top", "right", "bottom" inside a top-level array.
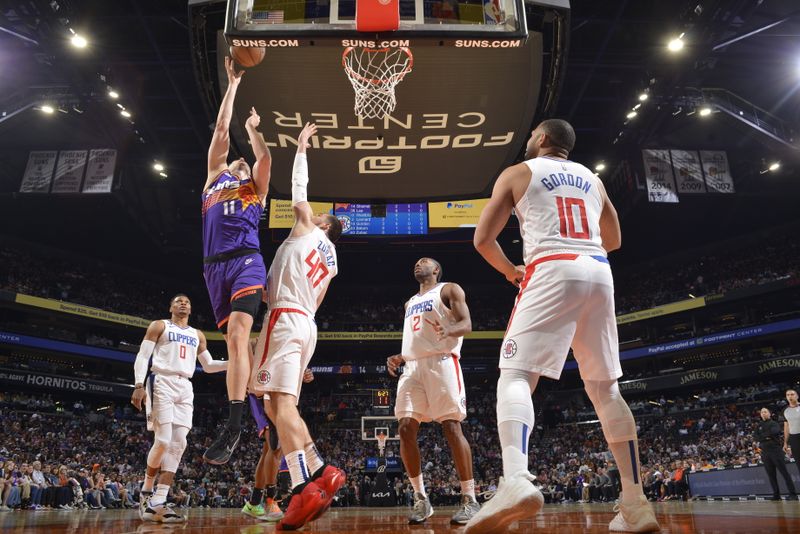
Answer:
[
  {"left": 517, "top": 156, "right": 606, "bottom": 264},
  {"left": 150, "top": 320, "right": 200, "bottom": 378},
  {"left": 401, "top": 283, "right": 463, "bottom": 361},
  {"left": 267, "top": 227, "right": 338, "bottom": 315}
]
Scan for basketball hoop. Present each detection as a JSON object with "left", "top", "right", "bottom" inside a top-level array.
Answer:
[
  {"left": 342, "top": 46, "right": 413, "bottom": 119},
  {"left": 376, "top": 432, "right": 388, "bottom": 457}
]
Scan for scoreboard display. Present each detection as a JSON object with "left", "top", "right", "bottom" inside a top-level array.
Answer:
[
  {"left": 372, "top": 389, "right": 391, "bottom": 408},
  {"left": 335, "top": 203, "right": 428, "bottom": 235}
]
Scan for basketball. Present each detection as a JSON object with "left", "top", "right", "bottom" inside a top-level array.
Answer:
[{"left": 229, "top": 45, "right": 265, "bottom": 68}]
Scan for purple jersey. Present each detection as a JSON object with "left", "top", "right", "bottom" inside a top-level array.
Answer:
[{"left": 202, "top": 171, "right": 264, "bottom": 258}]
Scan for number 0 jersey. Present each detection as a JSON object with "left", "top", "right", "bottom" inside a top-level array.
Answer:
[
  {"left": 150, "top": 320, "right": 200, "bottom": 378},
  {"left": 267, "top": 227, "right": 338, "bottom": 315},
  {"left": 202, "top": 170, "right": 264, "bottom": 258},
  {"left": 401, "top": 283, "right": 463, "bottom": 361},
  {"left": 517, "top": 156, "right": 606, "bottom": 265}
]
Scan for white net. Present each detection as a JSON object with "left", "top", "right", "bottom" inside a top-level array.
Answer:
[
  {"left": 342, "top": 46, "right": 413, "bottom": 119},
  {"left": 376, "top": 433, "right": 388, "bottom": 456}
]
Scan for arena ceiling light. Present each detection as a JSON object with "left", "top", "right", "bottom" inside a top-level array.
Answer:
[
  {"left": 108, "top": 89, "right": 119, "bottom": 99},
  {"left": 153, "top": 162, "right": 165, "bottom": 172},
  {"left": 667, "top": 34, "right": 685, "bottom": 52},
  {"left": 40, "top": 105, "right": 55, "bottom": 114},
  {"left": 626, "top": 111, "right": 637, "bottom": 119},
  {"left": 594, "top": 163, "right": 606, "bottom": 172},
  {"left": 70, "top": 33, "right": 88, "bottom": 49},
  {"left": 120, "top": 110, "right": 131, "bottom": 118},
  {"left": 699, "top": 107, "right": 712, "bottom": 117},
  {"left": 159, "top": 172, "right": 168, "bottom": 178},
  {"left": 769, "top": 162, "right": 780, "bottom": 171},
  {"left": 638, "top": 93, "right": 649, "bottom": 102}
]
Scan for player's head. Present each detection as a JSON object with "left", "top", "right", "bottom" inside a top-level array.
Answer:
[
  {"left": 759, "top": 407, "right": 771, "bottom": 420},
  {"left": 787, "top": 389, "right": 798, "bottom": 404},
  {"left": 311, "top": 213, "right": 343, "bottom": 242},
  {"left": 413, "top": 257, "right": 442, "bottom": 283},
  {"left": 229, "top": 157, "right": 251, "bottom": 179},
  {"left": 525, "top": 119, "right": 576, "bottom": 159},
  {"left": 169, "top": 294, "right": 191, "bottom": 317}
]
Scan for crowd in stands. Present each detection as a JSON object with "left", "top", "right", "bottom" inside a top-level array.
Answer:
[
  {"left": 2, "top": 229, "right": 799, "bottom": 336},
  {"left": 1, "top": 375, "right": 796, "bottom": 512}
]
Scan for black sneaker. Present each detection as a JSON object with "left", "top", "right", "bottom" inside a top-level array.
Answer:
[{"left": 203, "top": 428, "right": 241, "bottom": 465}]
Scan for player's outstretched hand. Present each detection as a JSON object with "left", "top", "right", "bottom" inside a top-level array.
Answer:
[
  {"left": 131, "top": 387, "right": 146, "bottom": 411},
  {"left": 786, "top": 445, "right": 792, "bottom": 456},
  {"left": 225, "top": 56, "right": 244, "bottom": 86},
  {"left": 506, "top": 265, "right": 526, "bottom": 288},
  {"left": 303, "top": 368, "right": 315, "bottom": 383},
  {"left": 297, "top": 122, "right": 318, "bottom": 149},
  {"left": 246, "top": 107, "right": 261, "bottom": 129},
  {"left": 387, "top": 354, "right": 406, "bottom": 377}
]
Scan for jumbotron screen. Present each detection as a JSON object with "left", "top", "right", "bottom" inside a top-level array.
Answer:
[{"left": 334, "top": 203, "right": 428, "bottom": 236}]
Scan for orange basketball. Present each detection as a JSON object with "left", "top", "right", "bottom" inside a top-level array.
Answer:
[{"left": 230, "top": 46, "right": 265, "bottom": 68}]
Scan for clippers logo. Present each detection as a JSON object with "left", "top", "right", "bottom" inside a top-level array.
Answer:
[
  {"left": 502, "top": 339, "right": 518, "bottom": 359},
  {"left": 257, "top": 370, "right": 271, "bottom": 384},
  {"left": 338, "top": 215, "right": 352, "bottom": 234},
  {"left": 359, "top": 156, "right": 402, "bottom": 174}
]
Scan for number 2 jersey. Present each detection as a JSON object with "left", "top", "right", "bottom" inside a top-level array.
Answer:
[
  {"left": 267, "top": 227, "right": 338, "bottom": 315},
  {"left": 401, "top": 283, "right": 463, "bottom": 361},
  {"left": 517, "top": 156, "right": 606, "bottom": 264},
  {"left": 202, "top": 170, "right": 264, "bottom": 258},
  {"left": 150, "top": 320, "right": 200, "bottom": 378}
]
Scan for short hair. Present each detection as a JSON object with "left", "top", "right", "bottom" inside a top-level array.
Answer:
[
  {"left": 170, "top": 293, "right": 190, "bottom": 304},
  {"left": 325, "top": 214, "right": 343, "bottom": 242},
  {"left": 429, "top": 258, "right": 443, "bottom": 282},
  {"left": 539, "top": 119, "right": 576, "bottom": 152},
  {"left": 787, "top": 389, "right": 798, "bottom": 395}
]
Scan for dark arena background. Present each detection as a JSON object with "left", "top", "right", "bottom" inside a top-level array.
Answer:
[{"left": 1, "top": 0, "right": 800, "bottom": 532}]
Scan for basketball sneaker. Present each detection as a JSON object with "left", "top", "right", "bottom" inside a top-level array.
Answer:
[
  {"left": 142, "top": 502, "right": 185, "bottom": 523},
  {"left": 276, "top": 481, "right": 326, "bottom": 531},
  {"left": 609, "top": 494, "right": 660, "bottom": 532},
  {"left": 464, "top": 471, "right": 543, "bottom": 534},
  {"left": 260, "top": 498, "right": 284, "bottom": 522},
  {"left": 241, "top": 501, "right": 266, "bottom": 519},
  {"left": 309, "top": 465, "right": 346, "bottom": 520},
  {"left": 450, "top": 494, "right": 481, "bottom": 525},
  {"left": 138, "top": 492, "right": 153, "bottom": 522},
  {"left": 408, "top": 492, "right": 434, "bottom": 524},
  {"left": 203, "top": 428, "right": 241, "bottom": 465}
]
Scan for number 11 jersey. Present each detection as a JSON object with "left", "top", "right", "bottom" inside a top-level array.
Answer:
[
  {"left": 267, "top": 227, "right": 338, "bottom": 315},
  {"left": 517, "top": 156, "right": 606, "bottom": 264}
]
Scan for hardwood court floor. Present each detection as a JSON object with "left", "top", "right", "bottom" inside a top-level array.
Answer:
[{"left": 2, "top": 502, "right": 800, "bottom": 533}]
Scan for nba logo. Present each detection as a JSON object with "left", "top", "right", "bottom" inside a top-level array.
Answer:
[
  {"left": 502, "top": 339, "right": 517, "bottom": 359},
  {"left": 257, "top": 370, "right": 271, "bottom": 384}
]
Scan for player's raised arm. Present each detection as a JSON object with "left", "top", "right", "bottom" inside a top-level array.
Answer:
[
  {"left": 289, "top": 122, "right": 318, "bottom": 236},
  {"left": 473, "top": 166, "right": 526, "bottom": 287},
  {"left": 206, "top": 57, "right": 244, "bottom": 188},
  {"left": 196, "top": 331, "right": 228, "bottom": 374},
  {"left": 436, "top": 283, "right": 472, "bottom": 339},
  {"left": 245, "top": 107, "right": 271, "bottom": 202},
  {"left": 597, "top": 179, "right": 622, "bottom": 253},
  {"left": 131, "top": 320, "right": 165, "bottom": 410}
]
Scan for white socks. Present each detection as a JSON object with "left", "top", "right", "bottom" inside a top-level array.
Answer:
[
  {"left": 496, "top": 369, "right": 539, "bottom": 478},
  {"left": 499, "top": 421, "right": 531, "bottom": 479},
  {"left": 410, "top": 474, "right": 426, "bottom": 497},
  {"left": 142, "top": 473, "right": 156, "bottom": 493},
  {"left": 460, "top": 479, "right": 476, "bottom": 500},
  {"left": 304, "top": 442, "right": 325, "bottom": 475},
  {"left": 286, "top": 450, "right": 309, "bottom": 489},
  {"left": 149, "top": 484, "right": 170, "bottom": 507},
  {"left": 609, "top": 440, "right": 644, "bottom": 502}
]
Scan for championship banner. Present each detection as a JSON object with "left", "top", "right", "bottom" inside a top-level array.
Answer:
[
  {"left": 82, "top": 149, "right": 117, "bottom": 193},
  {"left": 268, "top": 199, "right": 333, "bottom": 228},
  {"left": 700, "top": 151, "right": 735, "bottom": 193},
  {"left": 0, "top": 367, "right": 132, "bottom": 399},
  {"left": 19, "top": 150, "right": 57, "bottom": 193},
  {"left": 670, "top": 150, "right": 706, "bottom": 194},
  {"left": 428, "top": 198, "right": 489, "bottom": 227},
  {"left": 642, "top": 149, "right": 679, "bottom": 203},
  {"left": 52, "top": 150, "right": 88, "bottom": 193}
]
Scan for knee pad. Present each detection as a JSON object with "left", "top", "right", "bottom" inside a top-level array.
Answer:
[
  {"left": 496, "top": 369, "right": 538, "bottom": 426},
  {"left": 584, "top": 379, "right": 636, "bottom": 443}
]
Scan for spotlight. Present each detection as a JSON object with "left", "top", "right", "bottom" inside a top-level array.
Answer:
[
  {"left": 768, "top": 162, "right": 780, "bottom": 171},
  {"left": 595, "top": 163, "right": 606, "bottom": 172},
  {"left": 633, "top": 103, "right": 641, "bottom": 111},
  {"left": 71, "top": 34, "right": 88, "bottom": 48},
  {"left": 116, "top": 103, "right": 125, "bottom": 109},
  {"left": 638, "top": 93, "right": 649, "bottom": 101},
  {"left": 159, "top": 172, "right": 168, "bottom": 178},
  {"left": 108, "top": 89, "right": 119, "bottom": 99},
  {"left": 40, "top": 105, "right": 55, "bottom": 114},
  {"left": 667, "top": 36, "right": 684, "bottom": 52},
  {"left": 153, "top": 163, "right": 165, "bottom": 172},
  {"left": 120, "top": 110, "right": 131, "bottom": 118},
  {"left": 626, "top": 111, "right": 637, "bottom": 119},
  {"left": 699, "top": 107, "right": 712, "bottom": 117}
]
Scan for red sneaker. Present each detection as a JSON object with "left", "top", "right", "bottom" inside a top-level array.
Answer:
[
  {"left": 276, "top": 481, "right": 326, "bottom": 531},
  {"left": 309, "top": 465, "right": 347, "bottom": 521}
]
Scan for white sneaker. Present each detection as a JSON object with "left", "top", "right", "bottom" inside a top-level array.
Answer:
[
  {"left": 465, "top": 471, "right": 543, "bottom": 534},
  {"left": 609, "top": 494, "right": 660, "bottom": 532}
]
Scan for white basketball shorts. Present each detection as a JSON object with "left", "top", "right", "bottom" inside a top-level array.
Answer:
[
  {"left": 147, "top": 374, "right": 194, "bottom": 430},
  {"left": 500, "top": 253, "right": 623, "bottom": 382},
  {"left": 250, "top": 306, "right": 317, "bottom": 401},
  {"left": 395, "top": 354, "right": 467, "bottom": 423}
]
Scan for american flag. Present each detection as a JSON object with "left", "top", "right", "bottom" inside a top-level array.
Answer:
[{"left": 251, "top": 10, "right": 285, "bottom": 24}]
